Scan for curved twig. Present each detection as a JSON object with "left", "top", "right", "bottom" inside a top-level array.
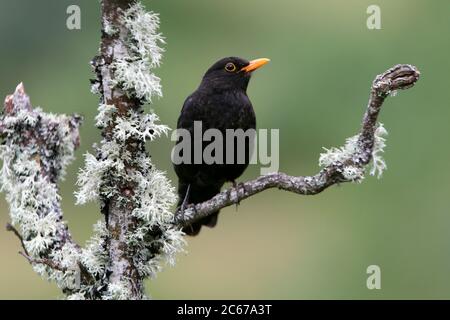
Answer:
[{"left": 18, "top": 252, "right": 67, "bottom": 272}]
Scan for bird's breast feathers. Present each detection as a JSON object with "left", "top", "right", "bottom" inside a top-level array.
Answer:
[{"left": 179, "top": 90, "right": 255, "bottom": 130}]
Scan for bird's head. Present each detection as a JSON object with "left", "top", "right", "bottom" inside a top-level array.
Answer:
[{"left": 199, "top": 57, "right": 270, "bottom": 92}]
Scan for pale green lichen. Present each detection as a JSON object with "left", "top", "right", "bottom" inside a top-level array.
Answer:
[
  {"left": 103, "top": 280, "right": 134, "bottom": 300},
  {"left": 121, "top": 2, "right": 165, "bottom": 67},
  {"left": 319, "top": 122, "right": 388, "bottom": 181},
  {"left": 370, "top": 123, "right": 388, "bottom": 178},
  {"left": 112, "top": 2, "right": 165, "bottom": 102},
  {"left": 342, "top": 166, "right": 365, "bottom": 182},
  {"left": 67, "top": 293, "right": 86, "bottom": 300},
  {"left": 113, "top": 59, "right": 162, "bottom": 102},
  {"left": 75, "top": 153, "right": 114, "bottom": 205},
  {"left": 103, "top": 17, "right": 119, "bottom": 36},
  {"left": 81, "top": 221, "right": 109, "bottom": 277},
  {"left": 95, "top": 103, "right": 117, "bottom": 128}
]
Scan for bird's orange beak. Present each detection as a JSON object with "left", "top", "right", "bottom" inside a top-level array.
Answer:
[{"left": 241, "top": 58, "right": 270, "bottom": 73}]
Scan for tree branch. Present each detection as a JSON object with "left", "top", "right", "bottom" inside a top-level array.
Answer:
[
  {"left": 94, "top": 0, "right": 144, "bottom": 299},
  {"left": 76, "top": 0, "right": 184, "bottom": 300},
  {"left": 6, "top": 223, "right": 67, "bottom": 272},
  {"left": 0, "top": 82, "right": 83, "bottom": 292},
  {"left": 174, "top": 64, "right": 420, "bottom": 228},
  {"left": 18, "top": 252, "right": 68, "bottom": 272}
]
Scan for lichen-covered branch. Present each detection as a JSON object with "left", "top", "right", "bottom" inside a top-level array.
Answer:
[
  {"left": 76, "top": 0, "right": 184, "bottom": 300},
  {"left": 174, "top": 64, "right": 420, "bottom": 228},
  {"left": 0, "top": 83, "right": 116, "bottom": 300},
  {"left": 0, "top": 83, "right": 83, "bottom": 294},
  {"left": 1, "top": 0, "right": 184, "bottom": 301}
]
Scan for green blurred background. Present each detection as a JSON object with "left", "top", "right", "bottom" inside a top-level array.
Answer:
[{"left": 0, "top": 0, "right": 448, "bottom": 299}]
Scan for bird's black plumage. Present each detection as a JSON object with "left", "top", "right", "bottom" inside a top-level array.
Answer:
[{"left": 174, "top": 57, "right": 268, "bottom": 236}]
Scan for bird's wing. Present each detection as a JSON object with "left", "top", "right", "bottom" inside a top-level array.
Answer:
[{"left": 173, "top": 94, "right": 202, "bottom": 183}]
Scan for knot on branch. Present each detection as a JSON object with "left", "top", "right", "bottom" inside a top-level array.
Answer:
[{"left": 373, "top": 64, "right": 420, "bottom": 96}]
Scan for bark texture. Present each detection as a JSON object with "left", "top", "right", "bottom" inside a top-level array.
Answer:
[{"left": 93, "top": 0, "right": 145, "bottom": 298}]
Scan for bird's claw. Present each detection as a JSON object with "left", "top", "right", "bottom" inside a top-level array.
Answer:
[
  {"left": 232, "top": 180, "right": 247, "bottom": 210},
  {"left": 191, "top": 203, "right": 198, "bottom": 216}
]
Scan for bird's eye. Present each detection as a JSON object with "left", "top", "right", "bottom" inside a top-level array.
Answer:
[{"left": 225, "top": 63, "right": 237, "bottom": 73}]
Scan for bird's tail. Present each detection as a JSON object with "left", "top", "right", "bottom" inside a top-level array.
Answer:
[{"left": 178, "top": 181, "right": 222, "bottom": 236}]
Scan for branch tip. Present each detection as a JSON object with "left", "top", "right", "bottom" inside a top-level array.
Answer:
[{"left": 375, "top": 64, "right": 420, "bottom": 94}]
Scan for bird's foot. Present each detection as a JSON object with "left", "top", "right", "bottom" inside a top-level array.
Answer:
[
  {"left": 183, "top": 202, "right": 197, "bottom": 214},
  {"left": 191, "top": 203, "right": 198, "bottom": 216},
  {"left": 232, "top": 180, "right": 247, "bottom": 210},
  {"left": 183, "top": 204, "right": 199, "bottom": 235}
]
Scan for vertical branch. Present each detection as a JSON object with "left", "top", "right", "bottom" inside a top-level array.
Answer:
[
  {"left": 95, "top": 0, "right": 144, "bottom": 299},
  {"left": 78, "top": 0, "right": 184, "bottom": 299}
]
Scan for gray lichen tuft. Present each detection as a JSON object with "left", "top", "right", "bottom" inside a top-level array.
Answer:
[
  {"left": 112, "top": 2, "right": 164, "bottom": 102},
  {"left": 319, "top": 122, "right": 388, "bottom": 181}
]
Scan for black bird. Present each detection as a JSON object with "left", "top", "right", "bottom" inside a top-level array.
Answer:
[{"left": 174, "top": 57, "right": 270, "bottom": 236}]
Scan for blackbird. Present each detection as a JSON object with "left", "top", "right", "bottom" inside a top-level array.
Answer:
[{"left": 174, "top": 57, "right": 270, "bottom": 236}]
